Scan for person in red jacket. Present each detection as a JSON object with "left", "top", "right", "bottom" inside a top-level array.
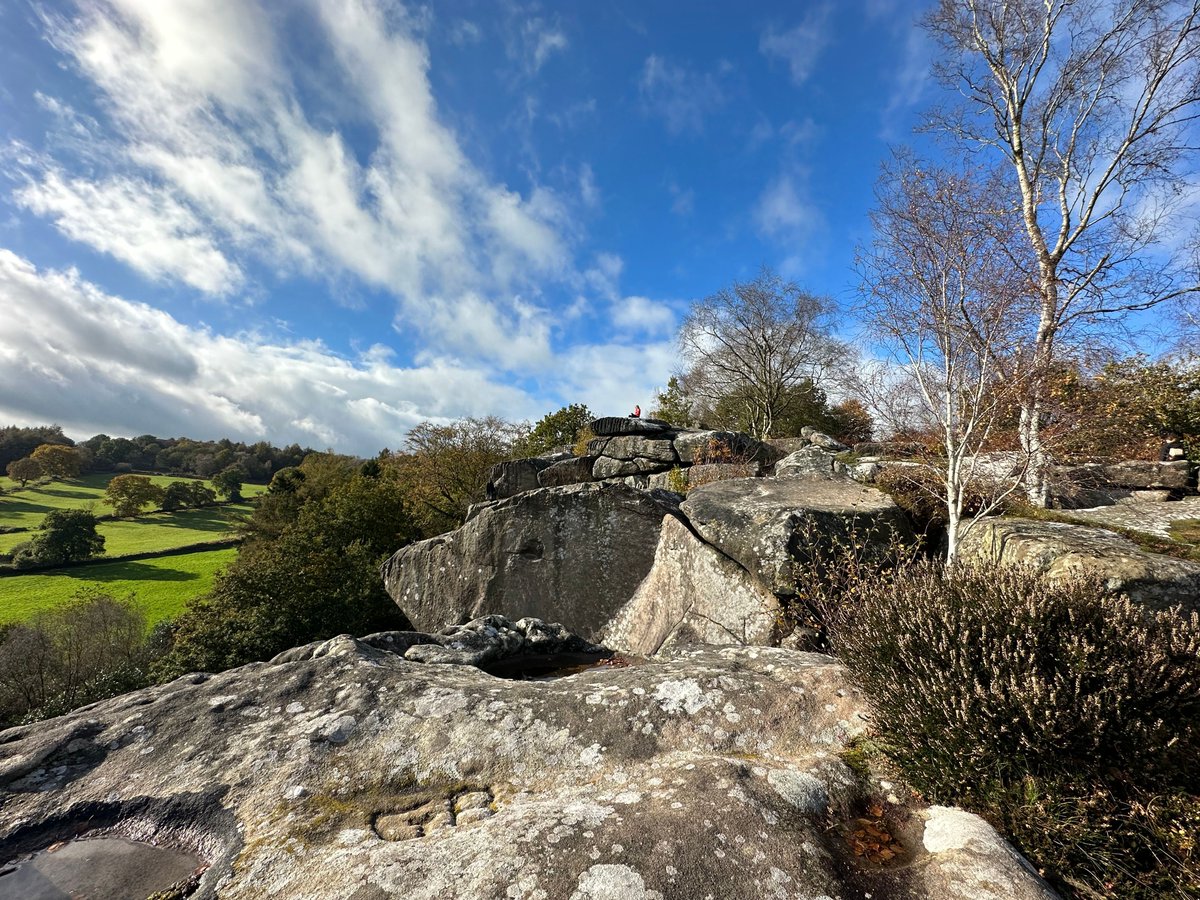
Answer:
[{"left": 629, "top": 404, "right": 641, "bottom": 418}]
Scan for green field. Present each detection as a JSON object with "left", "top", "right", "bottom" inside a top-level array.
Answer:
[
  {"left": 0, "top": 473, "right": 267, "bottom": 530},
  {"left": 0, "top": 547, "right": 237, "bottom": 627},
  {"left": 0, "top": 503, "right": 254, "bottom": 555},
  {"left": 0, "top": 473, "right": 265, "bottom": 627}
]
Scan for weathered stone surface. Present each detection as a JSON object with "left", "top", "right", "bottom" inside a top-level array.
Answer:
[
  {"left": 598, "top": 435, "right": 678, "bottom": 463},
  {"left": 0, "top": 629, "right": 1053, "bottom": 900},
  {"left": 849, "top": 459, "right": 883, "bottom": 483},
  {"left": 775, "top": 446, "right": 847, "bottom": 479},
  {"left": 1092, "top": 459, "right": 1193, "bottom": 490},
  {"left": 589, "top": 416, "right": 673, "bottom": 437},
  {"left": 681, "top": 477, "right": 914, "bottom": 596},
  {"left": 536, "top": 456, "right": 595, "bottom": 488},
  {"left": 336, "top": 615, "right": 609, "bottom": 669},
  {"left": 808, "top": 431, "right": 849, "bottom": 452},
  {"left": 673, "top": 430, "right": 760, "bottom": 463},
  {"left": 685, "top": 462, "right": 760, "bottom": 489},
  {"left": 487, "top": 458, "right": 551, "bottom": 500},
  {"left": 592, "top": 456, "right": 672, "bottom": 479},
  {"left": 647, "top": 469, "right": 687, "bottom": 492},
  {"left": 959, "top": 518, "right": 1200, "bottom": 611},
  {"left": 604, "top": 516, "right": 782, "bottom": 656},
  {"left": 766, "top": 436, "right": 809, "bottom": 455},
  {"left": 1065, "top": 496, "right": 1200, "bottom": 539},
  {"left": 382, "top": 482, "right": 681, "bottom": 640},
  {"left": 1051, "top": 460, "right": 1196, "bottom": 507},
  {"left": 918, "top": 806, "right": 1059, "bottom": 900}
]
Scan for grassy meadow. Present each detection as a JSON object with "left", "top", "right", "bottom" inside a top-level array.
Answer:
[
  {"left": 0, "top": 473, "right": 264, "bottom": 627},
  {"left": 0, "top": 547, "right": 237, "bottom": 627}
]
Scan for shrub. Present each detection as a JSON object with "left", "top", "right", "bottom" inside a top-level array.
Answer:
[
  {"left": 874, "top": 464, "right": 991, "bottom": 534},
  {"left": 831, "top": 560, "right": 1200, "bottom": 897},
  {"left": 0, "top": 591, "right": 150, "bottom": 725},
  {"left": 14, "top": 508, "right": 105, "bottom": 566},
  {"left": 572, "top": 427, "right": 596, "bottom": 458},
  {"left": 834, "top": 561, "right": 1200, "bottom": 794}
]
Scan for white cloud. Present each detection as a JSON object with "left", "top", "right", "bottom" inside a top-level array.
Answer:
[
  {"left": 755, "top": 171, "right": 821, "bottom": 240},
  {"left": 880, "top": 21, "right": 935, "bottom": 138},
  {"left": 558, "top": 342, "right": 678, "bottom": 419},
  {"left": 584, "top": 252, "right": 625, "bottom": 301},
  {"left": 0, "top": 249, "right": 533, "bottom": 455},
  {"left": 638, "top": 55, "right": 728, "bottom": 135},
  {"left": 524, "top": 20, "right": 568, "bottom": 72},
  {"left": 448, "top": 20, "right": 482, "bottom": 46},
  {"left": 760, "top": 5, "right": 834, "bottom": 87},
  {"left": 612, "top": 296, "right": 676, "bottom": 336},
  {"left": 26, "top": 0, "right": 577, "bottom": 366},
  {"left": 15, "top": 169, "right": 243, "bottom": 295}
]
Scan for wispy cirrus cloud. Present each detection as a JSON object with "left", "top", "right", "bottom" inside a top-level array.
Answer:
[
  {"left": 15, "top": 168, "right": 243, "bottom": 295},
  {"left": 760, "top": 5, "right": 835, "bottom": 87},
  {"left": 23, "top": 0, "right": 579, "bottom": 364},
  {"left": 638, "top": 55, "right": 730, "bottom": 135}
]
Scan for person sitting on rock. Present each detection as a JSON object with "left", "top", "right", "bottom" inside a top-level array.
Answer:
[
  {"left": 629, "top": 404, "right": 641, "bottom": 418},
  {"left": 1160, "top": 431, "right": 1187, "bottom": 462}
]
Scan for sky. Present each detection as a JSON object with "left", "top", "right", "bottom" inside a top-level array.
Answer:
[{"left": 0, "top": 0, "right": 940, "bottom": 456}]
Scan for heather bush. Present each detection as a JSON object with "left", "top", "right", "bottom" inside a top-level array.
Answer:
[
  {"left": 833, "top": 561, "right": 1200, "bottom": 796},
  {"left": 828, "top": 560, "right": 1200, "bottom": 897}
]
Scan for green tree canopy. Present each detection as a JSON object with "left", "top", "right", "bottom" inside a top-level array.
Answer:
[
  {"left": 16, "top": 509, "right": 105, "bottom": 567},
  {"left": 515, "top": 404, "right": 594, "bottom": 456},
  {"left": 156, "top": 469, "right": 416, "bottom": 677},
  {"left": 650, "top": 376, "right": 696, "bottom": 428},
  {"left": 212, "top": 466, "right": 245, "bottom": 501},
  {"left": 104, "top": 474, "right": 166, "bottom": 518}
]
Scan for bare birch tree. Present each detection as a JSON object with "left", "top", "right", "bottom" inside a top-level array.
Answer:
[
  {"left": 858, "top": 156, "right": 1033, "bottom": 560},
  {"left": 678, "top": 268, "right": 843, "bottom": 440},
  {"left": 927, "top": 0, "right": 1200, "bottom": 504}
]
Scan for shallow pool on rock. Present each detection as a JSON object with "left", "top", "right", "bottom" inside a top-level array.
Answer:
[
  {"left": 481, "top": 651, "right": 639, "bottom": 680},
  {"left": 0, "top": 836, "right": 201, "bottom": 900}
]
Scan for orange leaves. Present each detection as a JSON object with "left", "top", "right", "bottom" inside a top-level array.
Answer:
[{"left": 845, "top": 804, "right": 906, "bottom": 865}]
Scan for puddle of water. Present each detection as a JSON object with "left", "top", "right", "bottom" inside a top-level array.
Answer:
[
  {"left": 0, "top": 836, "right": 201, "bottom": 900},
  {"left": 482, "top": 652, "right": 639, "bottom": 680}
]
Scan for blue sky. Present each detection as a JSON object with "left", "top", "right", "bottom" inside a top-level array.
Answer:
[{"left": 0, "top": 0, "right": 938, "bottom": 456}]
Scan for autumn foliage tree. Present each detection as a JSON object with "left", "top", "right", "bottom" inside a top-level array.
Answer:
[
  {"left": 385, "top": 417, "right": 524, "bottom": 537},
  {"left": 5, "top": 457, "right": 42, "bottom": 487},
  {"left": 31, "top": 444, "right": 82, "bottom": 480}
]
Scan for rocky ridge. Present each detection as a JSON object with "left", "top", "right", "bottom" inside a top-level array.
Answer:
[{"left": 0, "top": 617, "right": 1057, "bottom": 900}]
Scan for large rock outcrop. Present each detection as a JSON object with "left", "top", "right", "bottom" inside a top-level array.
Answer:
[
  {"left": 603, "top": 516, "right": 783, "bottom": 656},
  {"left": 959, "top": 518, "right": 1200, "bottom": 611},
  {"left": 382, "top": 482, "right": 681, "bottom": 640},
  {"left": 680, "top": 476, "right": 915, "bottom": 597},
  {"left": 1051, "top": 459, "right": 1196, "bottom": 507},
  {"left": 0, "top": 620, "right": 1056, "bottom": 900}
]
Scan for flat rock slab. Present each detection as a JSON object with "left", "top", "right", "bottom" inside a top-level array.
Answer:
[
  {"left": 1064, "top": 496, "right": 1200, "bottom": 540},
  {"left": 959, "top": 517, "right": 1200, "bottom": 612},
  {"left": 681, "top": 477, "right": 914, "bottom": 596},
  {"left": 589, "top": 417, "right": 674, "bottom": 437},
  {"left": 0, "top": 637, "right": 1054, "bottom": 900},
  {"left": 382, "top": 482, "right": 680, "bottom": 641},
  {"left": 604, "top": 516, "right": 782, "bottom": 656}
]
